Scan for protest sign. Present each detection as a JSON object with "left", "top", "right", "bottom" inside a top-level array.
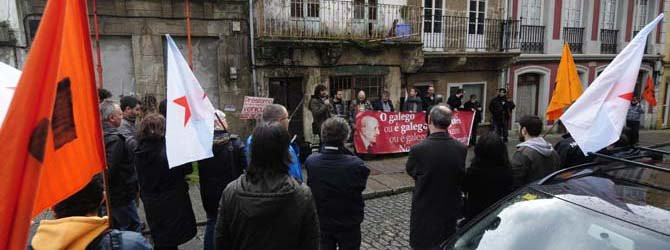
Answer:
[
  {"left": 353, "top": 110, "right": 475, "bottom": 154},
  {"left": 240, "top": 96, "right": 274, "bottom": 119},
  {"left": 448, "top": 111, "right": 475, "bottom": 145}
]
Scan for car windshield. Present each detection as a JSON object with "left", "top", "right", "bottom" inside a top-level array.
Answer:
[{"left": 444, "top": 190, "right": 670, "bottom": 250}]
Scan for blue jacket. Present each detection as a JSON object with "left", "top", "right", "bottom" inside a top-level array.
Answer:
[{"left": 246, "top": 136, "right": 304, "bottom": 182}]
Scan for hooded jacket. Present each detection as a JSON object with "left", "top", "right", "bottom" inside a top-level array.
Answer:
[
  {"left": 214, "top": 174, "right": 320, "bottom": 250},
  {"left": 30, "top": 216, "right": 151, "bottom": 250},
  {"left": 309, "top": 95, "right": 332, "bottom": 135},
  {"left": 511, "top": 137, "right": 561, "bottom": 189}
]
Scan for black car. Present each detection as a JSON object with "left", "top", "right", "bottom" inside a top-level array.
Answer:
[{"left": 442, "top": 147, "right": 670, "bottom": 250}]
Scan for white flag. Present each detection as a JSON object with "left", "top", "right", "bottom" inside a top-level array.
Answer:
[
  {"left": 560, "top": 14, "right": 663, "bottom": 154},
  {"left": 0, "top": 62, "right": 21, "bottom": 129},
  {"left": 165, "top": 34, "right": 216, "bottom": 168}
]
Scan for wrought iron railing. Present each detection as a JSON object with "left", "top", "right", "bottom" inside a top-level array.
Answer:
[
  {"left": 600, "top": 29, "right": 618, "bottom": 54},
  {"left": 520, "top": 25, "right": 544, "bottom": 54},
  {"left": 563, "top": 27, "right": 584, "bottom": 53},
  {"left": 422, "top": 15, "right": 520, "bottom": 52},
  {"left": 254, "top": 0, "right": 422, "bottom": 42}
]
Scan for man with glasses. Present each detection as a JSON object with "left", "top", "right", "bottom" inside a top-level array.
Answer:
[{"left": 245, "top": 104, "right": 304, "bottom": 182}]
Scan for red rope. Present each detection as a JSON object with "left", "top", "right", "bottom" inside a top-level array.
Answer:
[
  {"left": 92, "top": 0, "right": 103, "bottom": 88},
  {"left": 185, "top": 0, "right": 193, "bottom": 70}
]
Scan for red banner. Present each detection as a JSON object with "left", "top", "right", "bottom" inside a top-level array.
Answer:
[{"left": 353, "top": 111, "right": 475, "bottom": 154}]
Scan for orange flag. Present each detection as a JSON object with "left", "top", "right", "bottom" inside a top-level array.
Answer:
[
  {"left": 642, "top": 76, "right": 657, "bottom": 107},
  {"left": 547, "top": 43, "right": 583, "bottom": 121},
  {"left": 0, "top": 0, "right": 105, "bottom": 249}
]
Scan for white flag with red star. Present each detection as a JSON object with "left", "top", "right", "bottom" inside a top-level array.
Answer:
[
  {"left": 560, "top": 14, "right": 663, "bottom": 154},
  {"left": 165, "top": 34, "right": 215, "bottom": 168}
]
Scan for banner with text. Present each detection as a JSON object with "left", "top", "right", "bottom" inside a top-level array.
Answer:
[
  {"left": 240, "top": 96, "right": 274, "bottom": 119},
  {"left": 353, "top": 111, "right": 475, "bottom": 154}
]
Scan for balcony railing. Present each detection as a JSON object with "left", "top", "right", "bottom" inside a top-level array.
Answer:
[
  {"left": 423, "top": 16, "right": 520, "bottom": 52},
  {"left": 520, "top": 25, "right": 544, "bottom": 54},
  {"left": 600, "top": 29, "right": 618, "bottom": 54},
  {"left": 563, "top": 27, "right": 584, "bottom": 54},
  {"left": 254, "top": 0, "right": 422, "bottom": 42}
]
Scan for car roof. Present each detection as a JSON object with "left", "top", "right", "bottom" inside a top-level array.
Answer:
[{"left": 533, "top": 147, "right": 670, "bottom": 236}]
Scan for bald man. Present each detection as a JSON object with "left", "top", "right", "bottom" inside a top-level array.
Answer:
[{"left": 356, "top": 115, "right": 380, "bottom": 153}]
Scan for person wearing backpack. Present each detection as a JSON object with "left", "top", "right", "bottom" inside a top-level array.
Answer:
[
  {"left": 198, "top": 110, "right": 247, "bottom": 250},
  {"left": 30, "top": 175, "right": 152, "bottom": 250}
]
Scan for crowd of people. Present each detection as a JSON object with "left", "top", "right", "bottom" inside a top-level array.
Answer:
[
  {"left": 308, "top": 85, "right": 518, "bottom": 148},
  {"left": 28, "top": 86, "right": 645, "bottom": 250}
]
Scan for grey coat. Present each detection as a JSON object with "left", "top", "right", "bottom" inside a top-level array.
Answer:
[{"left": 626, "top": 104, "right": 644, "bottom": 122}]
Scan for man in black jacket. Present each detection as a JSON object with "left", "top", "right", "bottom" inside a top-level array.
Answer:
[
  {"left": 198, "top": 110, "right": 247, "bottom": 250},
  {"left": 406, "top": 105, "right": 467, "bottom": 249},
  {"left": 489, "top": 88, "right": 515, "bottom": 142},
  {"left": 372, "top": 91, "right": 395, "bottom": 112},
  {"left": 99, "top": 99, "right": 141, "bottom": 232},
  {"left": 309, "top": 84, "right": 332, "bottom": 138},
  {"left": 306, "top": 117, "right": 370, "bottom": 250},
  {"left": 421, "top": 86, "right": 437, "bottom": 112},
  {"left": 447, "top": 88, "right": 464, "bottom": 110}
]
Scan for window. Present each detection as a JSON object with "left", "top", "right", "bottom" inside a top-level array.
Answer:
[
  {"left": 291, "top": 0, "right": 303, "bottom": 18},
  {"left": 423, "top": 0, "right": 443, "bottom": 33},
  {"left": 330, "top": 76, "right": 385, "bottom": 101},
  {"left": 602, "top": 0, "right": 617, "bottom": 30},
  {"left": 355, "top": 0, "right": 377, "bottom": 20},
  {"left": 448, "top": 82, "right": 487, "bottom": 121},
  {"left": 520, "top": 0, "right": 542, "bottom": 25},
  {"left": 307, "top": 0, "right": 319, "bottom": 18},
  {"left": 468, "top": 0, "right": 486, "bottom": 35},
  {"left": 291, "top": 0, "right": 319, "bottom": 18},
  {"left": 564, "top": 0, "right": 583, "bottom": 27},
  {"left": 634, "top": 0, "right": 649, "bottom": 32}
]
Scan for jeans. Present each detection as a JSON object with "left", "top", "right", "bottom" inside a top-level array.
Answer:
[
  {"left": 102, "top": 200, "right": 142, "bottom": 232},
  {"left": 491, "top": 119, "right": 509, "bottom": 141},
  {"left": 320, "top": 227, "right": 362, "bottom": 250},
  {"left": 204, "top": 216, "right": 216, "bottom": 250}
]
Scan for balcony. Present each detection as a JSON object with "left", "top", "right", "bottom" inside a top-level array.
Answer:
[
  {"left": 600, "top": 29, "right": 618, "bottom": 54},
  {"left": 254, "top": 0, "right": 422, "bottom": 42},
  {"left": 563, "top": 27, "right": 584, "bottom": 54},
  {"left": 520, "top": 25, "right": 544, "bottom": 54},
  {"left": 422, "top": 16, "right": 520, "bottom": 52}
]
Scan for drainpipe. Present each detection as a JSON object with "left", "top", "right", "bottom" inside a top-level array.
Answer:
[{"left": 249, "top": 0, "right": 258, "bottom": 97}]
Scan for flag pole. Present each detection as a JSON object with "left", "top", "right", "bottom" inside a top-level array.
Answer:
[
  {"left": 185, "top": 0, "right": 193, "bottom": 70},
  {"left": 92, "top": 0, "right": 112, "bottom": 228},
  {"left": 92, "top": 0, "right": 103, "bottom": 88}
]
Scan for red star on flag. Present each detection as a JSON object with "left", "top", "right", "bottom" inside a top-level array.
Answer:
[
  {"left": 619, "top": 92, "right": 634, "bottom": 101},
  {"left": 173, "top": 96, "right": 191, "bottom": 126}
]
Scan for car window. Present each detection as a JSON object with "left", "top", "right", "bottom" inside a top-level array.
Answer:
[{"left": 444, "top": 190, "right": 670, "bottom": 250}]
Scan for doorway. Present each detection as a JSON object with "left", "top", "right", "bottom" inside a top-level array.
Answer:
[
  {"left": 269, "top": 78, "right": 305, "bottom": 140},
  {"left": 516, "top": 73, "right": 540, "bottom": 121}
]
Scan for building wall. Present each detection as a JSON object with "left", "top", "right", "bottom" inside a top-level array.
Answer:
[
  {"left": 22, "top": 0, "right": 253, "bottom": 136},
  {"left": 511, "top": 0, "right": 665, "bottom": 129},
  {"left": 255, "top": 44, "right": 421, "bottom": 142}
]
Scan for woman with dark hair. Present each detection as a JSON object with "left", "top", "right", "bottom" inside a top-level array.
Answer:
[
  {"left": 215, "top": 123, "right": 320, "bottom": 250},
  {"left": 463, "top": 133, "right": 514, "bottom": 223},
  {"left": 134, "top": 114, "right": 196, "bottom": 250}
]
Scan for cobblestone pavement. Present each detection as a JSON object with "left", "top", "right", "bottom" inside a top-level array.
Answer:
[{"left": 360, "top": 192, "right": 412, "bottom": 250}]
